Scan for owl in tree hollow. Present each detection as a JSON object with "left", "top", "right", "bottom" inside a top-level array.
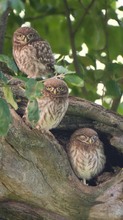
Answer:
[
  {"left": 13, "top": 26, "right": 55, "bottom": 78},
  {"left": 25, "top": 77, "right": 69, "bottom": 131},
  {"left": 68, "top": 128, "right": 106, "bottom": 185}
]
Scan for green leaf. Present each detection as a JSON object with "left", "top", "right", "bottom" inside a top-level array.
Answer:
[
  {"left": 14, "top": 75, "right": 29, "bottom": 83},
  {"left": 0, "top": 0, "right": 8, "bottom": 15},
  {"left": 25, "top": 79, "right": 37, "bottom": 99},
  {"left": 35, "top": 81, "right": 44, "bottom": 97},
  {"left": 64, "top": 74, "right": 84, "bottom": 87},
  {"left": 25, "top": 78, "right": 44, "bottom": 100},
  {"left": 94, "top": 70, "right": 104, "bottom": 80},
  {"left": 3, "top": 85, "right": 18, "bottom": 110},
  {"left": 118, "top": 6, "right": 123, "bottom": 11},
  {"left": 117, "top": 102, "right": 123, "bottom": 115},
  {"left": 27, "top": 98, "right": 39, "bottom": 124},
  {"left": 0, "top": 98, "right": 12, "bottom": 136},
  {"left": 102, "top": 99, "right": 112, "bottom": 109},
  {"left": 81, "top": 56, "right": 95, "bottom": 67},
  {"left": 105, "top": 80, "right": 121, "bottom": 97},
  {"left": 0, "top": 55, "right": 18, "bottom": 73},
  {"left": 55, "top": 65, "right": 75, "bottom": 74},
  {"left": 108, "top": 26, "right": 123, "bottom": 59},
  {"left": 0, "top": 71, "right": 8, "bottom": 84},
  {"left": 83, "top": 15, "right": 105, "bottom": 50},
  {"left": 10, "top": 0, "right": 25, "bottom": 14}
]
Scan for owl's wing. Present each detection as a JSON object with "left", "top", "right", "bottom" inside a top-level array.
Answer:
[{"left": 33, "top": 40, "right": 55, "bottom": 73}]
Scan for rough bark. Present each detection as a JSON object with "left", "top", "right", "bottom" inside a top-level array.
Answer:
[{"left": 0, "top": 79, "right": 123, "bottom": 220}]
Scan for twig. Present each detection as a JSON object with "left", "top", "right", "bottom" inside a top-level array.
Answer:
[
  {"left": 103, "top": 0, "right": 110, "bottom": 62},
  {"left": 73, "top": 0, "right": 96, "bottom": 35},
  {"left": 26, "top": 12, "right": 64, "bottom": 21},
  {"left": 110, "top": 94, "right": 122, "bottom": 112},
  {"left": 63, "top": 0, "right": 82, "bottom": 76}
]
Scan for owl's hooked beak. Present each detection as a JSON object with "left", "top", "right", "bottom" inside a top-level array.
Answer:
[
  {"left": 53, "top": 88, "right": 57, "bottom": 94},
  {"left": 23, "top": 36, "right": 28, "bottom": 43},
  {"left": 89, "top": 135, "right": 98, "bottom": 144}
]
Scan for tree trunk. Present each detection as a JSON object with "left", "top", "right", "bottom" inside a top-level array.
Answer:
[{"left": 0, "top": 80, "right": 123, "bottom": 220}]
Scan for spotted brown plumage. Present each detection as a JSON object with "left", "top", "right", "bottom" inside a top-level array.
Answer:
[{"left": 13, "top": 26, "right": 55, "bottom": 78}]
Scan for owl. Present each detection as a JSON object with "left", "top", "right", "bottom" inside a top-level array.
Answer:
[
  {"left": 25, "top": 77, "right": 69, "bottom": 131},
  {"left": 12, "top": 26, "right": 55, "bottom": 78},
  {"left": 67, "top": 128, "right": 106, "bottom": 185}
]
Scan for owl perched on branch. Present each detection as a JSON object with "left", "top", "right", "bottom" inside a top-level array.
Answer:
[
  {"left": 68, "top": 128, "right": 106, "bottom": 185},
  {"left": 13, "top": 26, "right": 55, "bottom": 78},
  {"left": 25, "top": 77, "right": 69, "bottom": 131}
]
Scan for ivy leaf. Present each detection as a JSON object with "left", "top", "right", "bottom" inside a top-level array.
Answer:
[
  {"left": 0, "top": 55, "right": 18, "bottom": 73},
  {"left": 64, "top": 74, "right": 84, "bottom": 87},
  {"left": 27, "top": 98, "right": 39, "bottom": 125},
  {"left": 0, "top": 98, "right": 12, "bottom": 136},
  {"left": 3, "top": 85, "right": 18, "bottom": 110}
]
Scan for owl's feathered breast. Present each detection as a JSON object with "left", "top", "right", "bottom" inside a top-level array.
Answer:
[
  {"left": 38, "top": 95, "right": 68, "bottom": 116},
  {"left": 36, "top": 95, "right": 68, "bottom": 130}
]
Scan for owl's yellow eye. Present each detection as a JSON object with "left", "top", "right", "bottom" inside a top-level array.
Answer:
[
  {"left": 28, "top": 33, "right": 34, "bottom": 39},
  {"left": 80, "top": 135, "right": 86, "bottom": 140},
  {"left": 77, "top": 135, "right": 91, "bottom": 144},
  {"left": 55, "top": 87, "right": 65, "bottom": 94},
  {"left": 91, "top": 135, "right": 98, "bottom": 143},
  {"left": 18, "top": 34, "right": 22, "bottom": 37},
  {"left": 46, "top": 86, "right": 51, "bottom": 90},
  {"left": 46, "top": 86, "right": 53, "bottom": 91},
  {"left": 77, "top": 135, "right": 86, "bottom": 142},
  {"left": 17, "top": 33, "right": 25, "bottom": 41},
  {"left": 46, "top": 87, "right": 58, "bottom": 94},
  {"left": 17, "top": 34, "right": 24, "bottom": 38},
  {"left": 58, "top": 87, "right": 64, "bottom": 91}
]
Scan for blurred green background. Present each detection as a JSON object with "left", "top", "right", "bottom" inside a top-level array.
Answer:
[{"left": 1, "top": 0, "right": 123, "bottom": 115}]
